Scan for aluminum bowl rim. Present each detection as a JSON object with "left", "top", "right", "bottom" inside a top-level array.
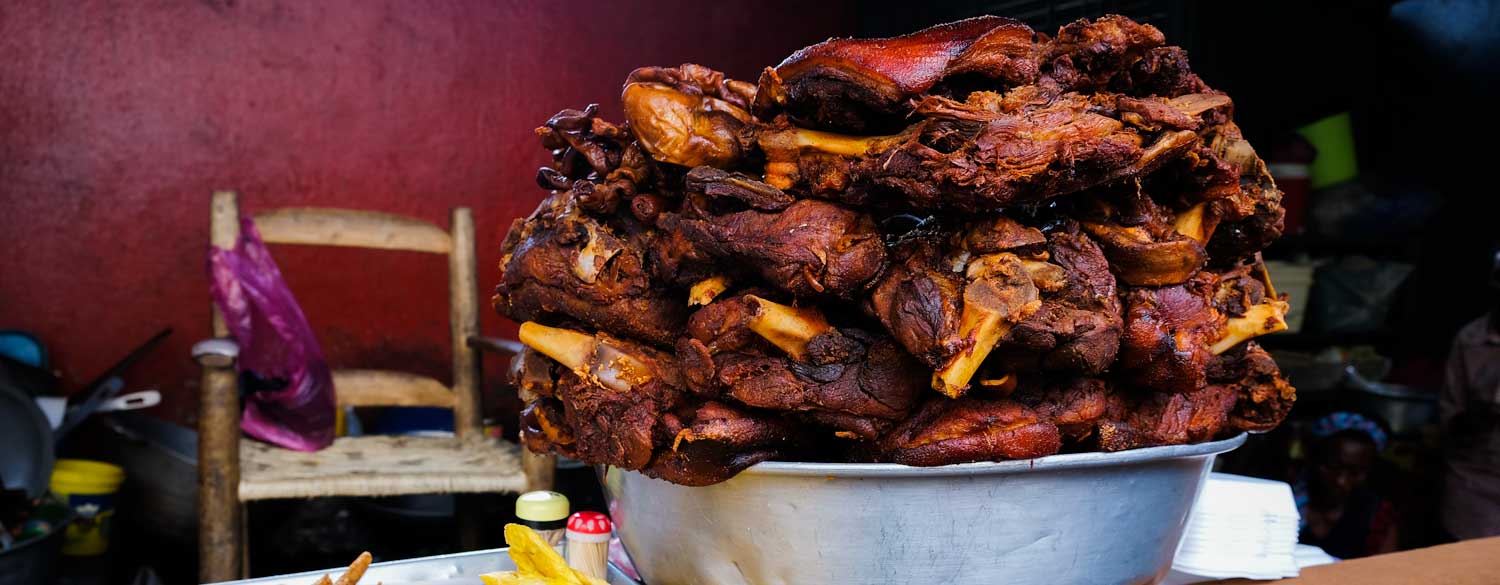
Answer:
[{"left": 731, "top": 433, "right": 1246, "bottom": 478}]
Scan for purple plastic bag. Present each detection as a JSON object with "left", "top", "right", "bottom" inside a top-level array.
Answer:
[{"left": 208, "top": 218, "right": 336, "bottom": 452}]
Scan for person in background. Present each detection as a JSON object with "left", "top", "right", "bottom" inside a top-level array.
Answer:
[
  {"left": 1439, "top": 250, "right": 1500, "bottom": 541},
  {"left": 1295, "top": 412, "right": 1399, "bottom": 559}
]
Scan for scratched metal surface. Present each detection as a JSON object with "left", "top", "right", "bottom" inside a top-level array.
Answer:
[
  {"left": 605, "top": 434, "right": 1246, "bottom": 585},
  {"left": 209, "top": 548, "right": 637, "bottom": 585}
]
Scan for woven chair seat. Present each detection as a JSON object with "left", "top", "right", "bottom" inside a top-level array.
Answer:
[{"left": 239, "top": 434, "right": 526, "bottom": 501}]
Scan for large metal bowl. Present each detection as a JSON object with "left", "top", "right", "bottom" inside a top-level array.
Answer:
[{"left": 603, "top": 433, "right": 1245, "bottom": 585}]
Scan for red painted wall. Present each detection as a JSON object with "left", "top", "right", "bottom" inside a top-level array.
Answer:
[{"left": 0, "top": 1, "right": 854, "bottom": 425}]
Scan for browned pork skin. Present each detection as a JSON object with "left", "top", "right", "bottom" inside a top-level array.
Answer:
[
  {"left": 677, "top": 293, "right": 925, "bottom": 440},
  {"left": 517, "top": 322, "right": 686, "bottom": 470},
  {"left": 622, "top": 65, "right": 756, "bottom": 168},
  {"left": 880, "top": 397, "right": 1062, "bottom": 466},
  {"left": 646, "top": 401, "right": 802, "bottom": 486},
  {"left": 1209, "top": 342, "right": 1297, "bottom": 432},
  {"left": 866, "top": 237, "right": 1044, "bottom": 397},
  {"left": 658, "top": 171, "right": 886, "bottom": 299},
  {"left": 1117, "top": 272, "right": 1226, "bottom": 394},
  {"left": 1010, "top": 376, "right": 1110, "bottom": 442},
  {"left": 1082, "top": 220, "right": 1207, "bottom": 286},
  {"left": 755, "top": 16, "right": 1038, "bottom": 133},
  {"left": 495, "top": 192, "right": 687, "bottom": 346},
  {"left": 1095, "top": 382, "right": 1238, "bottom": 451},
  {"left": 992, "top": 225, "right": 1123, "bottom": 375},
  {"left": 756, "top": 15, "right": 1182, "bottom": 133}
]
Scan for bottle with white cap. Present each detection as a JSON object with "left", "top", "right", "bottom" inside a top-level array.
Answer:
[{"left": 514, "top": 490, "right": 569, "bottom": 556}]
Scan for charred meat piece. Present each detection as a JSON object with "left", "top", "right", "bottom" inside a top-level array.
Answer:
[
  {"left": 644, "top": 401, "right": 803, "bottom": 486},
  {"left": 994, "top": 226, "right": 1123, "bottom": 375},
  {"left": 864, "top": 240, "right": 964, "bottom": 369},
  {"left": 863, "top": 92, "right": 1198, "bottom": 211},
  {"left": 1077, "top": 185, "right": 1208, "bottom": 287},
  {"left": 495, "top": 193, "right": 687, "bottom": 346},
  {"left": 1209, "top": 262, "right": 1289, "bottom": 354},
  {"left": 520, "top": 398, "right": 577, "bottom": 459},
  {"left": 678, "top": 293, "right": 926, "bottom": 439},
  {"left": 1120, "top": 46, "right": 1212, "bottom": 98},
  {"left": 755, "top": 16, "right": 1041, "bottom": 133},
  {"left": 509, "top": 346, "right": 561, "bottom": 400},
  {"left": 1201, "top": 123, "right": 1285, "bottom": 262},
  {"left": 658, "top": 170, "right": 886, "bottom": 298},
  {"left": 518, "top": 323, "right": 687, "bottom": 470},
  {"left": 756, "top": 15, "right": 1179, "bottom": 134},
  {"left": 1209, "top": 342, "right": 1296, "bottom": 432},
  {"left": 866, "top": 236, "right": 1043, "bottom": 397},
  {"left": 1095, "top": 382, "right": 1238, "bottom": 451},
  {"left": 1010, "top": 376, "right": 1110, "bottom": 442},
  {"left": 1045, "top": 15, "right": 1166, "bottom": 93},
  {"left": 880, "top": 397, "right": 1062, "bottom": 465},
  {"left": 757, "top": 86, "right": 1232, "bottom": 212},
  {"left": 535, "top": 105, "right": 653, "bottom": 214},
  {"left": 1117, "top": 272, "right": 1225, "bottom": 393},
  {"left": 623, "top": 64, "right": 756, "bottom": 168}
]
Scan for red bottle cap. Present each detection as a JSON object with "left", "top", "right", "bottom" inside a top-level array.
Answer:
[{"left": 566, "top": 511, "right": 613, "bottom": 536}]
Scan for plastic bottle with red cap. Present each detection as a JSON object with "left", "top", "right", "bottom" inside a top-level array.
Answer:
[{"left": 565, "top": 511, "right": 613, "bottom": 580}]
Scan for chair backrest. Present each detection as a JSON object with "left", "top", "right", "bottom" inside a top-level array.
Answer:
[{"left": 208, "top": 191, "right": 482, "bottom": 436}]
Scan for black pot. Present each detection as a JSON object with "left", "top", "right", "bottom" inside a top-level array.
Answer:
[{"left": 0, "top": 520, "right": 67, "bottom": 585}]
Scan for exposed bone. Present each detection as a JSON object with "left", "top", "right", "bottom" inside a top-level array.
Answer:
[
  {"left": 1172, "top": 202, "right": 1209, "bottom": 243},
  {"left": 758, "top": 127, "right": 903, "bottom": 190},
  {"left": 519, "top": 322, "right": 595, "bottom": 372},
  {"left": 744, "top": 295, "right": 833, "bottom": 361},
  {"left": 934, "top": 253, "right": 1042, "bottom": 397},
  {"left": 1167, "top": 93, "right": 1233, "bottom": 119},
  {"left": 977, "top": 374, "right": 1017, "bottom": 395},
  {"left": 1210, "top": 300, "right": 1289, "bottom": 355},
  {"left": 518, "top": 322, "right": 650, "bottom": 391},
  {"left": 1020, "top": 260, "right": 1067, "bottom": 292},
  {"left": 1254, "top": 252, "right": 1278, "bottom": 299},
  {"left": 689, "top": 275, "right": 732, "bottom": 306},
  {"left": 571, "top": 222, "right": 621, "bottom": 284}
]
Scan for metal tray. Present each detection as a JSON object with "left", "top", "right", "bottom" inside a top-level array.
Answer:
[{"left": 209, "top": 548, "right": 638, "bottom": 585}]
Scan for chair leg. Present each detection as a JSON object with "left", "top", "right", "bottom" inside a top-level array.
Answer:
[
  {"left": 240, "top": 503, "right": 251, "bottom": 579},
  {"left": 523, "top": 451, "right": 557, "bottom": 493},
  {"left": 198, "top": 363, "right": 243, "bottom": 582},
  {"left": 456, "top": 494, "right": 485, "bottom": 551}
]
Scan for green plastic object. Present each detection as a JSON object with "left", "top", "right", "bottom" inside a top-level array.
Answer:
[{"left": 1297, "top": 112, "right": 1358, "bottom": 189}]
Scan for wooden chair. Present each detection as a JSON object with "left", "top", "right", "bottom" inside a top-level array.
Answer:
[{"left": 192, "top": 191, "right": 555, "bottom": 582}]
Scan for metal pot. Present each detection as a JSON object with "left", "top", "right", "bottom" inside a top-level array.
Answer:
[
  {"left": 603, "top": 434, "right": 1245, "bottom": 585},
  {"left": 0, "top": 513, "right": 69, "bottom": 585},
  {"left": 1343, "top": 365, "right": 1438, "bottom": 436}
]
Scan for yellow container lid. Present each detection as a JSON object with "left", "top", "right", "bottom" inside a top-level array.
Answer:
[
  {"left": 51, "top": 459, "right": 125, "bottom": 494},
  {"left": 515, "top": 491, "right": 570, "bottom": 522}
]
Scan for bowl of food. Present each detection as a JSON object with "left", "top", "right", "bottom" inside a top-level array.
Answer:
[
  {"left": 604, "top": 433, "right": 1244, "bottom": 585},
  {"left": 495, "top": 12, "right": 1299, "bottom": 585}
]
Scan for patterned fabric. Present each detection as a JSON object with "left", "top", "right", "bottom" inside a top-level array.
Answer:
[{"left": 1311, "top": 411, "right": 1388, "bottom": 452}]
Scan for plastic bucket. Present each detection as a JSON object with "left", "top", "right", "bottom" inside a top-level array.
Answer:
[{"left": 49, "top": 459, "right": 125, "bottom": 556}]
